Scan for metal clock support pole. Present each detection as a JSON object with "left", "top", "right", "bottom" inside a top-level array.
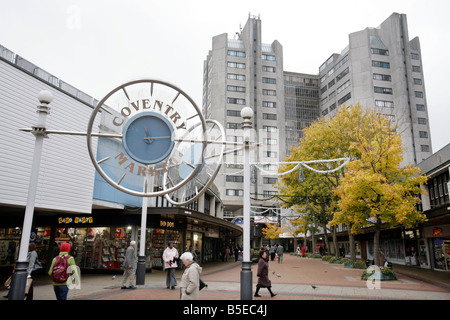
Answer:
[
  {"left": 9, "top": 91, "right": 53, "bottom": 300},
  {"left": 136, "top": 166, "right": 153, "bottom": 285},
  {"left": 240, "top": 107, "right": 253, "bottom": 300}
]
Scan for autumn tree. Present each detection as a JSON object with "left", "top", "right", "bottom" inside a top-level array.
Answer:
[
  {"left": 277, "top": 104, "right": 427, "bottom": 263},
  {"left": 332, "top": 107, "right": 427, "bottom": 266},
  {"left": 261, "top": 223, "right": 283, "bottom": 241}
]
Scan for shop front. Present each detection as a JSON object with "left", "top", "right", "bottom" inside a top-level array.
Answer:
[
  {"left": 424, "top": 223, "right": 450, "bottom": 271},
  {"left": 0, "top": 206, "right": 242, "bottom": 275}
]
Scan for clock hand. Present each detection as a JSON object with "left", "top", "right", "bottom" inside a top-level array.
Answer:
[{"left": 143, "top": 125, "right": 152, "bottom": 144}]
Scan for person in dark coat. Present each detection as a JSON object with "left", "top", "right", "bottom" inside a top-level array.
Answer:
[{"left": 254, "top": 250, "right": 276, "bottom": 298}]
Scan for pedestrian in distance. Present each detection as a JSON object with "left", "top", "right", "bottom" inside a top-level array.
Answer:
[
  {"left": 48, "top": 242, "right": 78, "bottom": 300},
  {"left": 162, "top": 241, "right": 179, "bottom": 289},
  {"left": 254, "top": 250, "right": 276, "bottom": 298},
  {"left": 121, "top": 240, "right": 137, "bottom": 289},
  {"left": 296, "top": 245, "right": 301, "bottom": 258},
  {"left": 302, "top": 246, "right": 306, "bottom": 258},
  {"left": 269, "top": 244, "right": 276, "bottom": 261},
  {"left": 25, "top": 242, "right": 43, "bottom": 300},
  {"left": 179, "top": 251, "right": 202, "bottom": 300},
  {"left": 276, "top": 244, "right": 284, "bottom": 264}
]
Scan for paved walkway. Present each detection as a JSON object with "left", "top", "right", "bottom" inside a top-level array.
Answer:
[{"left": 2, "top": 254, "right": 449, "bottom": 300}]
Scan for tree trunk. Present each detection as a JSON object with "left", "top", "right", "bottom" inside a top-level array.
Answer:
[
  {"left": 373, "top": 220, "right": 382, "bottom": 266},
  {"left": 322, "top": 221, "right": 330, "bottom": 255},
  {"left": 331, "top": 225, "right": 338, "bottom": 257},
  {"left": 348, "top": 225, "right": 356, "bottom": 262}
]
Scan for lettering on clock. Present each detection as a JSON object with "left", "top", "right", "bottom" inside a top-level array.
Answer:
[
  {"left": 114, "top": 152, "right": 178, "bottom": 177},
  {"left": 112, "top": 99, "right": 184, "bottom": 127}
]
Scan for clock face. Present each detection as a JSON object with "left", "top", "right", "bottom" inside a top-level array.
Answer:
[
  {"left": 86, "top": 79, "right": 207, "bottom": 197},
  {"left": 122, "top": 112, "right": 175, "bottom": 164}
]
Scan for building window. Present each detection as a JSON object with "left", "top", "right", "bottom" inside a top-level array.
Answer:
[
  {"left": 373, "top": 74, "right": 392, "bottom": 81},
  {"left": 371, "top": 48, "right": 389, "bottom": 56},
  {"left": 263, "top": 138, "right": 277, "bottom": 145},
  {"left": 372, "top": 61, "right": 390, "bottom": 69},
  {"left": 338, "top": 92, "right": 351, "bottom": 105},
  {"left": 337, "top": 80, "right": 350, "bottom": 94},
  {"left": 375, "top": 100, "right": 394, "bottom": 108},
  {"left": 227, "top": 135, "right": 243, "bottom": 143},
  {"left": 227, "top": 85, "right": 246, "bottom": 93},
  {"left": 263, "top": 113, "right": 277, "bottom": 120},
  {"left": 264, "top": 151, "right": 277, "bottom": 158},
  {"left": 263, "top": 125, "right": 277, "bottom": 132},
  {"left": 227, "top": 122, "right": 241, "bottom": 129},
  {"left": 263, "top": 77, "right": 276, "bottom": 84},
  {"left": 411, "top": 53, "right": 420, "bottom": 60},
  {"left": 412, "top": 65, "right": 421, "bottom": 72},
  {"left": 263, "top": 177, "right": 278, "bottom": 184},
  {"left": 227, "top": 110, "right": 241, "bottom": 117},
  {"left": 262, "top": 89, "right": 276, "bottom": 96},
  {"left": 227, "top": 73, "right": 246, "bottom": 81},
  {"left": 227, "top": 62, "right": 246, "bottom": 69},
  {"left": 374, "top": 86, "right": 393, "bottom": 95},
  {"left": 415, "top": 91, "right": 424, "bottom": 98},
  {"left": 335, "top": 55, "right": 349, "bottom": 70},
  {"left": 226, "top": 189, "right": 243, "bottom": 196},
  {"left": 227, "top": 97, "right": 246, "bottom": 105},
  {"left": 228, "top": 50, "right": 246, "bottom": 57},
  {"left": 416, "top": 104, "right": 425, "bottom": 111},
  {"left": 418, "top": 117, "right": 427, "bottom": 125},
  {"left": 263, "top": 191, "right": 278, "bottom": 197},
  {"left": 419, "top": 131, "right": 428, "bottom": 138},
  {"left": 421, "top": 145, "right": 430, "bottom": 152},
  {"left": 262, "top": 54, "right": 276, "bottom": 61},
  {"left": 263, "top": 101, "right": 276, "bottom": 108},
  {"left": 226, "top": 175, "right": 244, "bottom": 183},
  {"left": 262, "top": 66, "right": 276, "bottom": 73},
  {"left": 336, "top": 67, "right": 350, "bottom": 83},
  {"left": 413, "top": 78, "right": 422, "bottom": 85}
]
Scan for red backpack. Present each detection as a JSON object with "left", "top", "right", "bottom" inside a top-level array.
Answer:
[{"left": 52, "top": 255, "right": 70, "bottom": 283}]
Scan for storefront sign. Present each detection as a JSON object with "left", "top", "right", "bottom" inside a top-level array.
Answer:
[
  {"left": 58, "top": 216, "right": 93, "bottom": 224},
  {"left": 424, "top": 224, "right": 450, "bottom": 238},
  {"left": 160, "top": 220, "right": 175, "bottom": 228}
]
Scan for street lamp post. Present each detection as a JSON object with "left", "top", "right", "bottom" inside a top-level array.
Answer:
[
  {"left": 240, "top": 106, "right": 253, "bottom": 300},
  {"left": 9, "top": 90, "right": 53, "bottom": 300},
  {"left": 136, "top": 166, "right": 153, "bottom": 285}
]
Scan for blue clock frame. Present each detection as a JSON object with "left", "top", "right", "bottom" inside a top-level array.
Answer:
[{"left": 122, "top": 111, "right": 175, "bottom": 164}]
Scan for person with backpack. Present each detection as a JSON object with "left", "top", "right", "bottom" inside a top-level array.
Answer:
[{"left": 48, "top": 242, "right": 78, "bottom": 300}]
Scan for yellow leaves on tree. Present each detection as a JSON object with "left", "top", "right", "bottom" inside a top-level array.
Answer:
[{"left": 261, "top": 223, "right": 283, "bottom": 240}]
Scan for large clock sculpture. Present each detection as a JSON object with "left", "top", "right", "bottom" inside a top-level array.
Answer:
[{"left": 86, "top": 79, "right": 214, "bottom": 198}]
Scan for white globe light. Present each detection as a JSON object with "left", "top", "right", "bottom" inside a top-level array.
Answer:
[
  {"left": 241, "top": 107, "right": 253, "bottom": 119},
  {"left": 37, "top": 90, "right": 53, "bottom": 104}
]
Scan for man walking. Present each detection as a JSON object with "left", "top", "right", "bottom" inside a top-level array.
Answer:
[
  {"left": 276, "top": 244, "right": 284, "bottom": 264},
  {"left": 163, "top": 241, "right": 179, "bottom": 289},
  {"left": 121, "top": 240, "right": 137, "bottom": 289}
]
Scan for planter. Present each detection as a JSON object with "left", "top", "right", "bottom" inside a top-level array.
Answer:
[
  {"left": 361, "top": 270, "right": 397, "bottom": 281},
  {"left": 344, "top": 263, "right": 354, "bottom": 268}
]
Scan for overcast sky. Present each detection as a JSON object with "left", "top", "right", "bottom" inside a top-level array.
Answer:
[{"left": 1, "top": 0, "right": 449, "bottom": 152}]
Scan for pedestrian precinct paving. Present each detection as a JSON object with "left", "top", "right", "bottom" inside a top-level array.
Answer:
[{"left": 2, "top": 254, "right": 449, "bottom": 300}]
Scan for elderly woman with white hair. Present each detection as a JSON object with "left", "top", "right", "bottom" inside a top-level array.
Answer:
[{"left": 179, "top": 251, "right": 202, "bottom": 300}]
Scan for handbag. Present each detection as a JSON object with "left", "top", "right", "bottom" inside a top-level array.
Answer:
[
  {"left": 4, "top": 275, "right": 12, "bottom": 288},
  {"left": 199, "top": 278, "right": 207, "bottom": 291}
]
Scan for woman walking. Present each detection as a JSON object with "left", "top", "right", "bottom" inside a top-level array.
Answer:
[
  {"left": 179, "top": 252, "right": 202, "bottom": 300},
  {"left": 254, "top": 250, "right": 276, "bottom": 298}
]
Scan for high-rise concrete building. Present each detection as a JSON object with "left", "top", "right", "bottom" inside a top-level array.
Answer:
[
  {"left": 318, "top": 13, "right": 432, "bottom": 165},
  {"left": 203, "top": 15, "right": 287, "bottom": 216},
  {"left": 203, "top": 13, "right": 433, "bottom": 216}
]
